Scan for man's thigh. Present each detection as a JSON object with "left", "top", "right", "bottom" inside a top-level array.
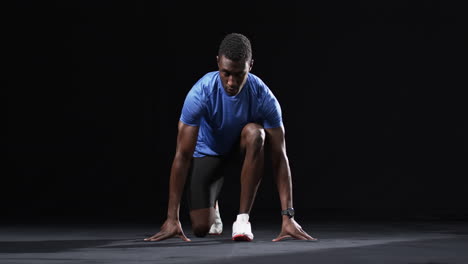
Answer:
[{"left": 186, "top": 155, "right": 226, "bottom": 210}]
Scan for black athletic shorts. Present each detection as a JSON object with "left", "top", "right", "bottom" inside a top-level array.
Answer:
[{"left": 186, "top": 147, "right": 244, "bottom": 210}]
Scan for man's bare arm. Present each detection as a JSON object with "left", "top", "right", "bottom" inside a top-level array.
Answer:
[
  {"left": 265, "top": 126, "right": 292, "bottom": 212},
  {"left": 265, "top": 125, "right": 316, "bottom": 241},
  {"left": 166, "top": 121, "right": 199, "bottom": 220},
  {"left": 144, "top": 121, "right": 198, "bottom": 242}
]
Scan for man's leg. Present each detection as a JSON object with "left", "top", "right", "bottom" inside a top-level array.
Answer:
[
  {"left": 187, "top": 156, "right": 225, "bottom": 237},
  {"left": 239, "top": 123, "right": 265, "bottom": 214},
  {"left": 189, "top": 208, "right": 216, "bottom": 237},
  {"left": 232, "top": 123, "right": 265, "bottom": 241}
]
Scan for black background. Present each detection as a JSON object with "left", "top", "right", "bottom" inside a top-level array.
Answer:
[{"left": 5, "top": 1, "right": 468, "bottom": 224}]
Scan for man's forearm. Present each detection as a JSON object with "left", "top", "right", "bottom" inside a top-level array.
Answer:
[
  {"left": 274, "top": 155, "right": 293, "bottom": 211},
  {"left": 166, "top": 153, "right": 192, "bottom": 220}
]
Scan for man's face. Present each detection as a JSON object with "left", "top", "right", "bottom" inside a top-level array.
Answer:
[{"left": 217, "top": 55, "right": 253, "bottom": 96}]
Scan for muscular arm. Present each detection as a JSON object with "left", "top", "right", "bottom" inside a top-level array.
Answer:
[
  {"left": 166, "top": 121, "right": 199, "bottom": 220},
  {"left": 266, "top": 125, "right": 316, "bottom": 241},
  {"left": 265, "top": 125, "right": 293, "bottom": 218},
  {"left": 144, "top": 121, "right": 198, "bottom": 242}
]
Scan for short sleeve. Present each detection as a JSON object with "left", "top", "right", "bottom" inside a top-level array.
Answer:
[
  {"left": 180, "top": 85, "right": 206, "bottom": 126},
  {"left": 261, "top": 89, "right": 283, "bottom": 129}
]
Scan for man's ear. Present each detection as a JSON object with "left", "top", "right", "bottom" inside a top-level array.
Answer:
[{"left": 249, "top": 59, "right": 254, "bottom": 71}]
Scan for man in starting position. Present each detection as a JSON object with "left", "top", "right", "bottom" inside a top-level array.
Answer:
[{"left": 145, "top": 33, "right": 316, "bottom": 242}]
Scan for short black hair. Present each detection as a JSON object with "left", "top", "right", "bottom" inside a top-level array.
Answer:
[{"left": 218, "top": 33, "right": 252, "bottom": 62}]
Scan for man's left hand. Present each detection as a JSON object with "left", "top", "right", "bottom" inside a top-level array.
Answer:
[{"left": 273, "top": 218, "right": 317, "bottom": 242}]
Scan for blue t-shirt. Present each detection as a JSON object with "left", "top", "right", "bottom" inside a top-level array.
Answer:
[{"left": 180, "top": 71, "right": 283, "bottom": 157}]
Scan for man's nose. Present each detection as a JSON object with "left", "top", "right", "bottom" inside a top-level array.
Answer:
[{"left": 227, "top": 76, "right": 237, "bottom": 87}]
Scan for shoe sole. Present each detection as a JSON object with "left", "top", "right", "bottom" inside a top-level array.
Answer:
[
  {"left": 208, "top": 232, "right": 222, "bottom": 235},
  {"left": 232, "top": 234, "right": 253, "bottom": 241}
]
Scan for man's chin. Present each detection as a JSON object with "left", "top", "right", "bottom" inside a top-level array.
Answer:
[{"left": 226, "top": 88, "right": 238, "bottom": 96}]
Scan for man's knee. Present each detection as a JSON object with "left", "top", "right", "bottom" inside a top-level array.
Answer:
[
  {"left": 190, "top": 208, "right": 215, "bottom": 237},
  {"left": 241, "top": 123, "right": 265, "bottom": 150},
  {"left": 192, "top": 224, "right": 210, "bottom": 237}
]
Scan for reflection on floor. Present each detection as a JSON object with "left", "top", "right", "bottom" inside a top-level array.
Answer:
[{"left": 1, "top": 220, "right": 468, "bottom": 264}]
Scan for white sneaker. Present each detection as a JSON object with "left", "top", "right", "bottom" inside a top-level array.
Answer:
[
  {"left": 209, "top": 203, "right": 223, "bottom": 235},
  {"left": 232, "top": 214, "right": 253, "bottom": 241}
]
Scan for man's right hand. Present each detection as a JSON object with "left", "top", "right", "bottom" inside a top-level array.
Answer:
[{"left": 144, "top": 219, "right": 191, "bottom": 242}]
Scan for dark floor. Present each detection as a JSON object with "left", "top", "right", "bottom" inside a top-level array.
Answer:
[{"left": 1, "top": 220, "right": 468, "bottom": 264}]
